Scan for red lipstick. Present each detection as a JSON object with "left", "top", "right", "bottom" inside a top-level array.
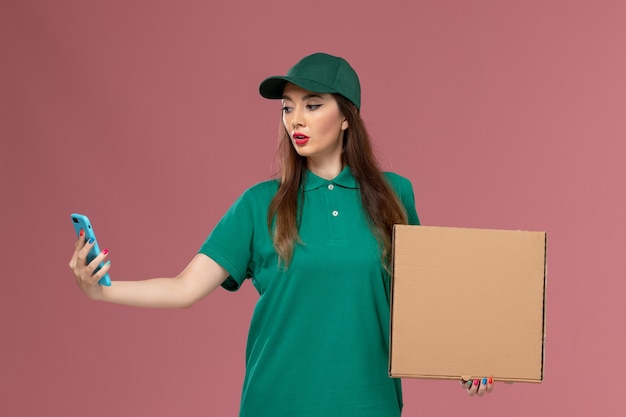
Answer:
[{"left": 292, "top": 132, "right": 309, "bottom": 145}]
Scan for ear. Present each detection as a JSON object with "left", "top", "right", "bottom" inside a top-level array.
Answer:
[{"left": 341, "top": 118, "right": 349, "bottom": 131}]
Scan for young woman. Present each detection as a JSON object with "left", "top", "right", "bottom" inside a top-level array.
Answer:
[{"left": 69, "top": 52, "right": 491, "bottom": 417}]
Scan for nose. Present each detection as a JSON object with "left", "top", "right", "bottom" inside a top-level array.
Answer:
[{"left": 290, "top": 107, "right": 305, "bottom": 128}]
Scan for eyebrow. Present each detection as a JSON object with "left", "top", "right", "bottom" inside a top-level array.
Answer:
[{"left": 281, "top": 93, "right": 325, "bottom": 102}]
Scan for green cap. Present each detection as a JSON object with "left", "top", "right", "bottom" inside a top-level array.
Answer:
[{"left": 259, "top": 52, "right": 361, "bottom": 109}]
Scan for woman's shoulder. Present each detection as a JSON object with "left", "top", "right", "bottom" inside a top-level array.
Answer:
[
  {"left": 239, "top": 178, "right": 281, "bottom": 201},
  {"left": 382, "top": 171, "right": 413, "bottom": 191},
  {"left": 383, "top": 171, "right": 420, "bottom": 224},
  {"left": 222, "top": 178, "right": 280, "bottom": 216}
]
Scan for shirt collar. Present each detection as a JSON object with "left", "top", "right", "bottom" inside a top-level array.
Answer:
[{"left": 302, "top": 166, "right": 359, "bottom": 191}]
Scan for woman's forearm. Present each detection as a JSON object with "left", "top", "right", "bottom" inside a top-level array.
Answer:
[{"left": 99, "top": 277, "right": 195, "bottom": 309}]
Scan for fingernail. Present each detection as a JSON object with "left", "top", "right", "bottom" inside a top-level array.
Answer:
[
  {"left": 482, "top": 378, "right": 488, "bottom": 385},
  {"left": 102, "top": 249, "right": 109, "bottom": 255},
  {"left": 88, "top": 237, "right": 95, "bottom": 244},
  {"left": 105, "top": 260, "right": 111, "bottom": 266},
  {"left": 473, "top": 379, "right": 479, "bottom": 386},
  {"left": 488, "top": 377, "right": 494, "bottom": 384},
  {"left": 79, "top": 229, "right": 84, "bottom": 237}
]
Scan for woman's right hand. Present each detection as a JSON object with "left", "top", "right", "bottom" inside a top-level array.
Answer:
[
  {"left": 68, "top": 230, "right": 110, "bottom": 301},
  {"left": 69, "top": 229, "right": 227, "bottom": 309}
]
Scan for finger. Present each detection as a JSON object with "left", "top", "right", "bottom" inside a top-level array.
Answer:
[
  {"left": 75, "top": 229, "right": 88, "bottom": 252},
  {"left": 77, "top": 237, "right": 96, "bottom": 264},
  {"left": 78, "top": 228, "right": 86, "bottom": 243},
  {"left": 69, "top": 229, "right": 86, "bottom": 269},
  {"left": 75, "top": 238, "right": 102, "bottom": 281},
  {"left": 91, "top": 260, "right": 111, "bottom": 283},
  {"left": 463, "top": 379, "right": 473, "bottom": 395},
  {"left": 86, "top": 249, "right": 110, "bottom": 279},
  {"left": 486, "top": 376, "right": 494, "bottom": 393},
  {"left": 77, "top": 238, "right": 97, "bottom": 275},
  {"left": 467, "top": 379, "right": 479, "bottom": 396},
  {"left": 460, "top": 379, "right": 471, "bottom": 391},
  {"left": 477, "top": 378, "right": 487, "bottom": 397}
]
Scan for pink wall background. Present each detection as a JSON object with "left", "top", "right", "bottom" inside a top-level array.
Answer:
[{"left": 2, "top": 0, "right": 625, "bottom": 415}]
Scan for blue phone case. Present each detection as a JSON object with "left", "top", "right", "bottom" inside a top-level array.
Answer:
[{"left": 70, "top": 213, "right": 111, "bottom": 286}]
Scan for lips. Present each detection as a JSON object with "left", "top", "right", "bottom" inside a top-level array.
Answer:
[{"left": 292, "top": 132, "right": 309, "bottom": 145}]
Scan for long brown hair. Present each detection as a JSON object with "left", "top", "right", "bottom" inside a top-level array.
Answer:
[{"left": 267, "top": 94, "right": 408, "bottom": 267}]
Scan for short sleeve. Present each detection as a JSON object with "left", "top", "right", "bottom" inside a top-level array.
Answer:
[
  {"left": 198, "top": 189, "right": 256, "bottom": 291},
  {"left": 384, "top": 172, "right": 420, "bottom": 226}
]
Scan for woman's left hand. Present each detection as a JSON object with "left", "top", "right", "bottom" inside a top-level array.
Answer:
[{"left": 460, "top": 377, "right": 494, "bottom": 397}]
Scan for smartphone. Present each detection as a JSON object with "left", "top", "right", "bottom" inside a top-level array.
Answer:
[{"left": 70, "top": 213, "right": 111, "bottom": 286}]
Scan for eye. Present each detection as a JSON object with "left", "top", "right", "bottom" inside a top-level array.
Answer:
[
  {"left": 306, "top": 104, "right": 322, "bottom": 111},
  {"left": 281, "top": 106, "right": 293, "bottom": 114}
]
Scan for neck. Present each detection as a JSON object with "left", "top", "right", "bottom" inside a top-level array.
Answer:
[{"left": 306, "top": 156, "right": 343, "bottom": 180}]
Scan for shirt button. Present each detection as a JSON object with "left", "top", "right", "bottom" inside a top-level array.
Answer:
[
  {"left": 332, "top": 210, "right": 339, "bottom": 217},
  {"left": 328, "top": 184, "right": 334, "bottom": 190}
]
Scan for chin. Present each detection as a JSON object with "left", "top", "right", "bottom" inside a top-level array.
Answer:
[{"left": 293, "top": 147, "right": 313, "bottom": 157}]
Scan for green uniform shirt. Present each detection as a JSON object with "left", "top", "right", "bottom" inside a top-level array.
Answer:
[{"left": 199, "top": 167, "right": 420, "bottom": 417}]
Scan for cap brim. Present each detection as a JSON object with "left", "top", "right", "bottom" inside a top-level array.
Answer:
[{"left": 259, "top": 76, "right": 338, "bottom": 99}]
